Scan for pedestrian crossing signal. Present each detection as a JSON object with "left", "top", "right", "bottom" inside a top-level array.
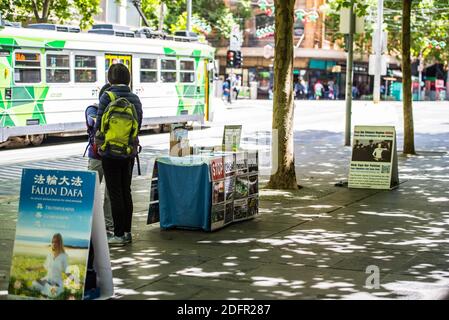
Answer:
[
  {"left": 227, "top": 50, "right": 236, "bottom": 68},
  {"left": 234, "top": 51, "right": 243, "bottom": 68}
]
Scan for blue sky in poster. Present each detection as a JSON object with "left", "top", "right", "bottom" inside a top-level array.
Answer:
[{"left": 14, "top": 169, "right": 97, "bottom": 248}]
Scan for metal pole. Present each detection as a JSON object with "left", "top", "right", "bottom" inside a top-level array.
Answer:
[
  {"left": 373, "top": 0, "right": 384, "bottom": 104},
  {"left": 418, "top": 50, "right": 423, "bottom": 101},
  {"left": 345, "top": 5, "right": 355, "bottom": 146},
  {"left": 158, "top": 4, "right": 165, "bottom": 32},
  {"left": 186, "top": 0, "right": 192, "bottom": 32}
]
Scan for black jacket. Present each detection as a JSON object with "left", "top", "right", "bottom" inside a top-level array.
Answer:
[{"left": 94, "top": 85, "right": 143, "bottom": 133}]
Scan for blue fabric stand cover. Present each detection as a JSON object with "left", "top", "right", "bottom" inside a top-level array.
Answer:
[{"left": 157, "top": 160, "right": 212, "bottom": 231}]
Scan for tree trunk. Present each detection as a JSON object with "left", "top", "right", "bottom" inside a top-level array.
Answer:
[
  {"left": 266, "top": 0, "right": 298, "bottom": 190},
  {"left": 42, "top": 0, "right": 53, "bottom": 22},
  {"left": 31, "top": 1, "right": 42, "bottom": 22},
  {"left": 402, "top": 0, "right": 415, "bottom": 154}
]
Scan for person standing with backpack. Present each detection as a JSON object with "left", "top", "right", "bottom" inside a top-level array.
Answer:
[
  {"left": 94, "top": 63, "right": 143, "bottom": 246},
  {"left": 85, "top": 83, "right": 114, "bottom": 235}
]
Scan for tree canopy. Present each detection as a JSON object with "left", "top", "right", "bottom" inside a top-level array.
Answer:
[
  {"left": 2, "top": 0, "right": 252, "bottom": 38},
  {"left": 1, "top": 0, "right": 101, "bottom": 29},
  {"left": 326, "top": 0, "right": 449, "bottom": 64}
]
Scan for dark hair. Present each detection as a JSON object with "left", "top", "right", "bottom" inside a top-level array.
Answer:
[
  {"left": 107, "top": 63, "right": 130, "bottom": 85},
  {"left": 99, "top": 83, "right": 111, "bottom": 98}
]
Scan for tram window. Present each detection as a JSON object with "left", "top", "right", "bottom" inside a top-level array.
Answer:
[
  {"left": 140, "top": 58, "right": 157, "bottom": 83},
  {"left": 75, "top": 55, "right": 97, "bottom": 83},
  {"left": 14, "top": 52, "right": 41, "bottom": 83},
  {"left": 180, "top": 60, "right": 195, "bottom": 83},
  {"left": 161, "top": 71, "right": 176, "bottom": 83},
  {"left": 141, "top": 58, "right": 157, "bottom": 70},
  {"left": 46, "top": 54, "right": 70, "bottom": 83},
  {"left": 161, "top": 58, "right": 176, "bottom": 83},
  {"left": 180, "top": 60, "right": 194, "bottom": 71},
  {"left": 180, "top": 72, "right": 195, "bottom": 83},
  {"left": 161, "top": 59, "right": 176, "bottom": 70}
]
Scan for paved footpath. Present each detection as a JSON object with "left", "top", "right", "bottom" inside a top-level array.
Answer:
[
  {"left": 1, "top": 103, "right": 449, "bottom": 299},
  {"left": 1, "top": 141, "right": 449, "bottom": 300}
]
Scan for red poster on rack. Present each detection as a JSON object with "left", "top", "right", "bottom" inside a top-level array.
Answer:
[{"left": 210, "top": 157, "right": 225, "bottom": 181}]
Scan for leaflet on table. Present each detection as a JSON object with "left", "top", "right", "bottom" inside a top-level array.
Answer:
[
  {"left": 222, "top": 125, "right": 242, "bottom": 151},
  {"left": 211, "top": 204, "right": 225, "bottom": 230},
  {"left": 235, "top": 151, "right": 248, "bottom": 175},
  {"left": 348, "top": 126, "right": 399, "bottom": 190},
  {"left": 235, "top": 174, "right": 249, "bottom": 199},
  {"left": 210, "top": 150, "right": 259, "bottom": 230},
  {"left": 169, "top": 123, "right": 189, "bottom": 157},
  {"left": 210, "top": 157, "right": 225, "bottom": 181},
  {"left": 233, "top": 198, "right": 248, "bottom": 221},
  {"left": 247, "top": 150, "right": 259, "bottom": 173}
]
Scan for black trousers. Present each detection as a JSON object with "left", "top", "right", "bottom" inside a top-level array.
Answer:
[{"left": 102, "top": 157, "right": 135, "bottom": 237}]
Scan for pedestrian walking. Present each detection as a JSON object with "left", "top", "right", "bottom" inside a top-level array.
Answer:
[
  {"left": 314, "top": 81, "right": 324, "bottom": 100},
  {"left": 223, "top": 78, "right": 231, "bottom": 104}
]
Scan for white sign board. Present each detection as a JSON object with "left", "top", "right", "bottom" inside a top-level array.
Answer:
[
  {"left": 348, "top": 126, "right": 399, "bottom": 190},
  {"left": 8, "top": 169, "right": 113, "bottom": 300},
  {"left": 222, "top": 125, "right": 242, "bottom": 151},
  {"left": 263, "top": 44, "right": 274, "bottom": 59},
  {"left": 339, "top": 8, "right": 365, "bottom": 34},
  {"left": 230, "top": 25, "right": 242, "bottom": 51}
]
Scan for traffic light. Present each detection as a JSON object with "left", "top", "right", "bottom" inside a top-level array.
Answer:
[
  {"left": 226, "top": 50, "right": 236, "bottom": 68},
  {"left": 234, "top": 50, "right": 243, "bottom": 68}
]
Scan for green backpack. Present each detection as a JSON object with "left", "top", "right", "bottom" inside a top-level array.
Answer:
[{"left": 95, "top": 91, "right": 139, "bottom": 158}]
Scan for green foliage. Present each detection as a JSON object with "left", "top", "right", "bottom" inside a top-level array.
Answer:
[
  {"left": 2, "top": 0, "right": 250, "bottom": 39},
  {"left": 140, "top": 0, "right": 161, "bottom": 30},
  {"left": 325, "top": 0, "right": 375, "bottom": 54},
  {"left": 326, "top": 0, "right": 449, "bottom": 64},
  {"left": 168, "top": 12, "right": 207, "bottom": 41},
  {"left": 141, "top": 0, "right": 244, "bottom": 39},
  {"left": 1, "top": 0, "right": 100, "bottom": 29}
]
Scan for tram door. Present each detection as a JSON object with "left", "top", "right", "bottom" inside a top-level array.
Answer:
[{"left": 105, "top": 54, "right": 132, "bottom": 88}]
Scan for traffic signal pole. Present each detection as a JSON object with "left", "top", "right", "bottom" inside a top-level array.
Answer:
[
  {"left": 373, "top": 0, "right": 384, "bottom": 104},
  {"left": 344, "top": 5, "right": 355, "bottom": 147},
  {"left": 187, "top": 0, "right": 192, "bottom": 32}
]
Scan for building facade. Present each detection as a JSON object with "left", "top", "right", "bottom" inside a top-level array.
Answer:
[
  {"left": 94, "top": 0, "right": 141, "bottom": 28},
  {"left": 215, "top": 0, "right": 375, "bottom": 100}
]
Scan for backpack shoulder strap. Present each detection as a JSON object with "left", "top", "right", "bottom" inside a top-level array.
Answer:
[{"left": 105, "top": 91, "right": 116, "bottom": 103}]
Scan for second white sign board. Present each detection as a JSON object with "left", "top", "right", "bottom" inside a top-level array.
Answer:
[{"left": 348, "top": 126, "right": 399, "bottom": 190}]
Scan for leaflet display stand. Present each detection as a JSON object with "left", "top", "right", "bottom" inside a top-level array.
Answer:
[{"left": 147, "top": 150, "right": 259, "bottom": 232}]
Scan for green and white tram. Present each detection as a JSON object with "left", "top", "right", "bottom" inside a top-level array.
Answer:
[{"left": 0, "top": 22, "right": 215, "bottom": 147}]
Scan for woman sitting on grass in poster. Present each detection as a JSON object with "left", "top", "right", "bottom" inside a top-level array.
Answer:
[{"left": 31, "top": 233, "right": 73, "bottom": 298}]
